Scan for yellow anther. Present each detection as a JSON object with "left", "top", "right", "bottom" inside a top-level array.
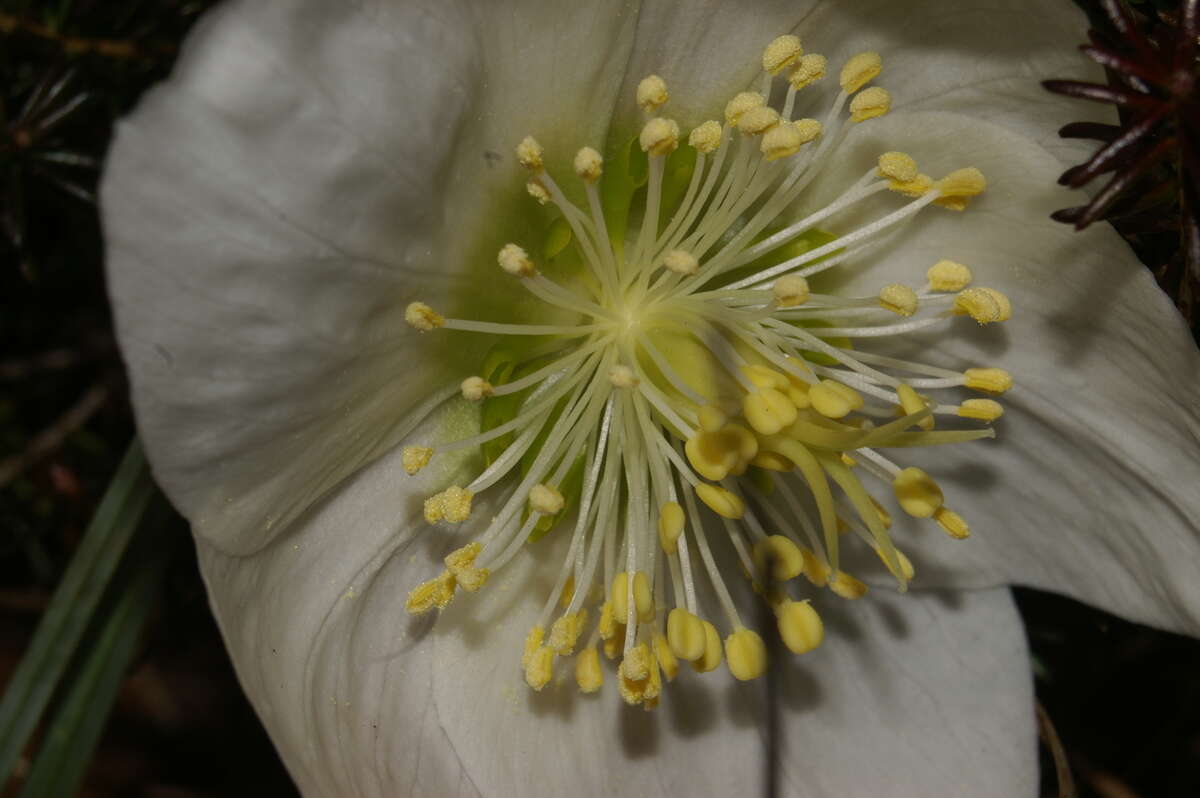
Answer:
[
  {"left": 571, "top": 146, "right": 604, "bottom": 183},
  {"left": 522, "top": 625, "right": 544, "bottom": 667},
  {"left": 444, "top": 542, "right": 480, "bottom": 573},
  {"left": 753, "top": 534, "right": 805, "bottom": 581},
  {"left": 868, "top": 495, "right": 893, "bottom": 529},
  {"left": 404, "top": 301, "right": 443, "bottom": 331},
  {"left": 958, "top": 398, "right": 1004, "bottom": 422},
  {"left": 725, "top": 628, "right": 768, "bottom": 681},
  {"left": 653, "top": 634, "right": 679, "bottom": 681},
  {"left": 515, "top": 135, "right": 544, "bottom": 171},
  {"left": 892, "top": 466, "right": 944, "bottom": 518},
  {"left": 751, "top": 451, "right": 794, "bottom": 471},
  {"left": 611, "top": 571, "right": 654, "bottom": 624},
  {"left": 695, "top": 483, "right": 745, "bottom": 519},
  {"left": 402, "top": 446, "right": 433, "bottom": 475},
  {"left": 789, "top": 53, "right": 827, "bottom": 89},
  {"left": 618, "top": 643, "right": 659, "bottom": 705},
  {"left": 640, "top": 117, "right": 680, "bottom": 156},
  {"left": 889, "top": 173, "right": 934, "bottom": 197},
  {"left": 598, "top": 601, "right": 617, "bottom": 640},
  {"left": 849, "top": 86, "right": 891, "bottom": 123},
  {"left": 934, "top": 507, "right": 970, "bottom": 539},
  {"left": 830, "top": 570, "right": 868, "bottom": 599},
  {"left": 954, "top": 287, "right": 1012, "bottom": 324},
  {"left": 558, "top": 575, "right": 575, "bottom": 609},
  {"left": 689, "top": 120, "right": 723, "bottom": 154},
  {"left": 603, "top": 634, "right": 623, "bottom": 660},
  {"left": 737, "top": 105, "right": 780, "bottom": 136},
  {"left": 839, "top": 51, "right": 882, "bottom": 93},
  {"left": 763, "top": 34, "right": 803, "bottom": 74},
  {"left": 877, "top": 151, "right": 918, "bottom": 183},
  {"left": 575, "top": 646, "right": 603, "bottom": 693},
  {"left": 608, "top": 363, "right": 639, "bottom": 389},
  {"left": 793, "top": 118, "right": 823, "bottom": 143},
  {"left": 928, "top": 259, "right": 973, "bottom": 291},
  {"left": 404, "top": 571, "right": 456, "bottom": 614},
  {"left": 662, "top": 248, "right": 699, "bottom": 275},
  {"left": 761, "top": 122, "right": 805, "bottom": 161},
  {"left": 636, "top": 74, "right": 669, "bottom": 112},
  {"left": 809, "top": 379, "right": 864, "bottom": 419},
  {"left": 743, "top": 387, "right": 798, "bottom": 436},
  {"left": 691, "top": 620, "right": 724, "bottom": 673},
  {"left": 963, "top": 367, "right": 1013, "bottom": 394},
  {"left": 697, "top": 404, "right": 728, "bottom": 433},
  {"left": 841, "top": 452, "right": 857, "bottom": 467},
  {"left": 878, "top": 283, "right": 918, "bottom": 316},
  {"left": 801, "top": 548, "right": 830, "bottom": 587},
  {"left": 667, "top": 608, "right": 706, "bottom": 661},
  {"left": 725, "top": 91, "right": 766, "bottom": 125},
  {"left": 685, "top": 433, "right": 736, "bottom": 481},
  {"left": 423, "top": 485, "right": 473, "bottom": 524},
  {"left": 526, "top": 179, "right": 551, "bottom": 204},
  {"left": 549, "top": 609, "right": 588, "bottom": 655},
  {"left": 657, "top": 501, "right": 686, "bottom": 555},
  {"left": 937, "top": 167, "right": 987, "bottom": 198},
  {"left": 460, "top": 376, "right": 493, "bottom": 401},
  {"left": 896, "top": 383, "right": 934, "bottom": 431},
  {"left": 497, "top": 242, "right": 535, "bottom": 277},
  {"left": 524, "top": 645, "right": 554, "bottom": 691},
  {"left": 742, "top": 364, "right": 789, "bottom": 390},
  {"left": 455, "top": 566, "right": 489, "bottom": 592},
  {"left": 874, "top": 544, "right": 915, "bottom": 581},
  {"left": 529, "top": 483, "right": 565, "bottom": 515},
  {"left": 776, "top": 600, "right": 824, "bottom": 654}
]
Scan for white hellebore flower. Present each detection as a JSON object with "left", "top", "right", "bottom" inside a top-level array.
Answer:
[{"left": 102, "top": 1, "right": 1200, "bottom": 796}]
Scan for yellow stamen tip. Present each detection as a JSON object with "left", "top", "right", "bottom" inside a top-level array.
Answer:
[
  {"left": 667, "top": 608, "right": 706, "bottom": 661},
  {"left": 524, "top": 645, "right": 554, "bottom": 691},
  {"left": 526, "top": 178, "right": 551, "bottom": 205},
  {"left": 753, "top": 534, "right": 805, "bottom": 581},
  {"left": 402, "top": 445, "right": 433, "bottom": 475},
  {"left": 548, "top": 609, "right": 588, "bottom": 655},
  {"left": 529, "top": 483, "right": 565, "bottom": 515},
  {"left": 575, "top": 646, "right": 604, "bottom": 693},
  {"left": 598, "top": 601, "right": 618, "bottom": 640},
  {"left": 935, "top": 506, "right": 971, "bottom": 539},
  {"left": 763, "top": 34, "right": 803, "bottom": 74},
  {"left": 848, "top": 86, "right": 891, "bottom": 123},
  {"left": 892, "top": 466, "right": 944, "bottom": 518},
  {"left": 752, "top": 450, "right": 795, "bottom": 471},
  {"left": 888, "top": 173, "right": 934, "bottom": 197},
  {"left": 725, "top": 91, "right": 766, "bottom": 125},
  {"left": 839, "top": 51, "right": 882, "bottom": 93},
  {"left": 460, "top": 376, "right": 494, "bottom": 401},
  {"left": 773, "top": 274, "right": 810, "bottom": 307},
  {"left": 695, "top": 483, "right": 745, "bottom": 519},
  {"left": 662, "top": 248, "right": 699, "bottom": 275},
  {"left": 572, "top": 146, "right": 603, "bottom": 182},
  {"left": 657, "top": 501, "right": 685, "bottom": 555},
  {"left": 809, "top": 379, "right": 864, "bottom": 419},
  {"left": 743, "top": 387, "right": 798, "bottom": 435},
  {"left": 515, "top": 135, "right": 544, "bottom": 171},
  {"left": 964, "top": 367, "right": 1013, "bottom": 394},
  {"left": 737, "top": 105, "right": 780, "bottom": 136},
  {"left": 954, "top": 287, "right": 1012, "bottom": 324},
  {"left": 636, "top": 74, "right": 669, "bottom": 113},
  {"left": 777, "top": 600, "right": 823, "bottom": 654},
  {"left": 423, "top": 485, "right": 473, "bottom": 524},
  {"left": 761, "top": 122, "right": 804, "bottom": 161},
  {"left": 611, "top": 571, "right": 654, "bottom": 624},
  {"left": 697, "top": 404, "right": 728, "bottom": 433},
  {"left": 608, "top": 363, "right": 639, "bottom": 389},
  {"left": 497, "top": 242, "right": 536, "bottom": 277},
  {"left": 937, "top": 167, "right": 987, "bottom": 198},
  {"left": 639, "top": 117, "right": 680, "bottom": 156},
  {"left": 830, "top": 570, "right": 868, "bottom": 600},
  {"left": 877, "top": 151, "right": 918, "bottom": 183},
  {"left": 788, "top": 53, "right": 827, "bottom": 89},
  {"left": 878, "top": 283, "right": 918, "bottom": 316},
  {"left": 691, "top": 619, "right": 723, "bottom": 673},
  {"left": 405, "top": 571, "right": 456, "bottom": 614},
  {"left": 725, "top": 628, "right": 768, "bottom": 681},
  {"left": 404, "top": 301, "right": 443, "bottom": 331},
  {"left": 653, "top": 633, "right": 679, "bottom": 682},
  {"left": 958, "top": 398, "right": 1004, "bottom": 422},
  {"left": 927, "top": 259, "right": 973, "bottom": 291},
  {"left": 896, "top": 383, "right": 935, "bottom": 431},
  {"left": 689, "top": 120, "right": 723, "bottom": 154},
  {"left": 875, "top": 544, "right": 915, "bottom": 581}
]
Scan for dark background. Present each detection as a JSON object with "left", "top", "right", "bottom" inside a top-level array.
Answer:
[{"left": 1, "top": 1, "right": 1197, "bottom": 795}]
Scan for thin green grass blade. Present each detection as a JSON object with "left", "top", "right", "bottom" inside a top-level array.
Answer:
[
  {"left": 0, "top": 440, "right": 154, "bottom": 782},
  {"left": 17, "top": 494, "right": 173, "bottom": 798}
]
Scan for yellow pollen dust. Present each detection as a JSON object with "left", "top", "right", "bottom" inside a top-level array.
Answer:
[
  {"left": 762, "top": 34, "right": 803, "bottom": 74},
  {"left": 397, "top": 31, "right": 1014, "bottom": 709}
]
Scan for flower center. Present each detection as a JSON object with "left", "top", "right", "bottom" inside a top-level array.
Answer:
[{"left": 400, "top": 35, "right": 1011, "bottom": 706}]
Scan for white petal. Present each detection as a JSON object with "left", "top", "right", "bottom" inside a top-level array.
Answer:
[
  {"left": 103, "top": 0, "right": 639, "bottom": 554},
  {"left": 801, "top": 110, "right": 1200, "bottom": 635},
  {"left": 199, "top": 424, "right": 1035, "bottom": 796}
]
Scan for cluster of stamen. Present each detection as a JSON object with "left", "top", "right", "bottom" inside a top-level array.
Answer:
[{"left": 401, "top": 35, "right": 1011, "bottom": 707}]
